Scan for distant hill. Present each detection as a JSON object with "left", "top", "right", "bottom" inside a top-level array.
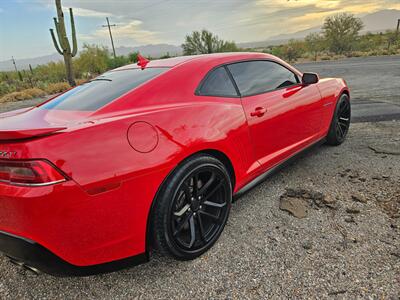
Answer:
[
  {"left": 0, "top": 44, "right": 182, "bottom": 71},
  {"left": 239, "top": 9, "right": 400, "bottom": 48}
]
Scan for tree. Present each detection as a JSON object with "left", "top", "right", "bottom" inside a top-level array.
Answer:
[
  {"left": 322, "top": 13, "right": 364, "bottom": 54},
  {"left": 128, "top": 51, "right": 139, "bottom": 63},
  {"left": 49, "top": 0, "right": 78, "bottom": 86},
  {"left": 305, "top": 33, "right": 325, "bottom": 61},
  {"left": 182, "top": 30, "right": 239, "bottom": 55},
  {"left": 74, "top": 44, "right": 109, "bottom": 78},
  {"left": 385, "top": 30, "right": 398, "bottom": 51},
  {"left": 281, "top": 39, "right": 305, "bottom": 63}
]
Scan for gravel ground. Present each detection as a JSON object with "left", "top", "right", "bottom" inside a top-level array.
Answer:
[{"left": 0, "top": 121, "right": 399, "bottom": 299}]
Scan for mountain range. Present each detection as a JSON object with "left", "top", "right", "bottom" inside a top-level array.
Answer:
[{"left": 0, "top": 9, "right": 398, "bottom": 71}]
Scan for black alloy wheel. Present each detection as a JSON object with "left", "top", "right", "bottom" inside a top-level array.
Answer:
[
  {"left": 326, "top": 94, "right": 351, "bottom": 145},
  {"left": 151, "top": 155, "right": 232, "bottom": 260}
]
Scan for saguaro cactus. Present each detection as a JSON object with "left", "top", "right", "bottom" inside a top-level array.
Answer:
[{"left": 49, "top": 0, "right": 77, "bottom": 86}]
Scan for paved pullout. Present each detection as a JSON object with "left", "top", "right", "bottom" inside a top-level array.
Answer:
[{"left": 296, "top": 55, "right": 400, "bottom": 123}]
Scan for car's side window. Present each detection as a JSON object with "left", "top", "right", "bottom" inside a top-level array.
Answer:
[
  {"left": 227, "top": 61, "right": 299, "bottom": 97},
  {"left": 197, "top": 66, "right": 238, "bottom": 97}
]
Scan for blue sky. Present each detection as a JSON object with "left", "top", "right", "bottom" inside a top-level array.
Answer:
[{"left": 1, "top": 0, "right": 399, "bottom": 61}]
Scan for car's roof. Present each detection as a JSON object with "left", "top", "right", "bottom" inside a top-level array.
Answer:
[{"left": 115, "top": 52, "right": 275, "bottom": 71}]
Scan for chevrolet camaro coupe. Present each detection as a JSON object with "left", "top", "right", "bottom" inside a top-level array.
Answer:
[{"left": 0, "top": 53, "right": 350, "bottom": 276}]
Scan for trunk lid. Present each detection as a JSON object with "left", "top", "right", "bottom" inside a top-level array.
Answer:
[{"left": 0, "top": 107, "right": 92, "bottom": 141}]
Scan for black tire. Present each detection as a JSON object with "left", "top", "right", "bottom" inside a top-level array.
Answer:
[
  {"left": 151, "top": 154, "right": 232, "bottom": 260},
  {"left": 326, "top": 94, "right": 351, "bottom": 146}
]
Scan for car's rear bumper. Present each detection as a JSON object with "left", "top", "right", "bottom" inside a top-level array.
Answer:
[{"left": 0, "top": 230, "right": 148, "bottom": 276}]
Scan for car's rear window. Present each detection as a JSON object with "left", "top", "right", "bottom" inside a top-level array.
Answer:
[{"left": 42, "top": 68, "right": 168, "bottom": 111}]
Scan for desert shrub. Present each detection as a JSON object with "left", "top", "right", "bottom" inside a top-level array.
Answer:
[
  {"left": 0, "top": 82, "right": 15, "bottom": 97},
  {"left": 320, "top": 55, "right": 332, "bottom": 60},
  {"left": 44, "top": 82, "right": 71, "bottom": 94},
  {"left": 107, "top": 55, "right": 130, "bottom": 69},
  {"left": 76, "top": 78, "right": 88, "bottom": 85},
  {"left": 0, "top": 91, "right": 32, "bottom": 103},
  {"left": 24, "top": 88, "right": 46, "bottom": 98}
]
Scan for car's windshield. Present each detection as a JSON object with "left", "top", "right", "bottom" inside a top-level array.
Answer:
[{"left": 41, "top": 68, "right": 169, "bottom": 111}]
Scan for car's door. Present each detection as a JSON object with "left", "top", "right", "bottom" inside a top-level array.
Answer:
[{"left": 227, "top": 60, "right": 323, "bottom": 170}]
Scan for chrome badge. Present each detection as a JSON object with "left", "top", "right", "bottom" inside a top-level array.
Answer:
[{"left": 0, "top": 151, "right": 17, "bottom": 158}]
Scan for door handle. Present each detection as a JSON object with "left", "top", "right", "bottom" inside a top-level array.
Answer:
[{"left": 250, "top": 107, "right": 267, "bottom": 117}]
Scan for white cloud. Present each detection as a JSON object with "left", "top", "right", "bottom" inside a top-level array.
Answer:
[
  {"left": 81, "top": 20, "right": 163, "bottom": 45},
  {"left": 63, "top": 6, "right": 113, "bottom": 18}
]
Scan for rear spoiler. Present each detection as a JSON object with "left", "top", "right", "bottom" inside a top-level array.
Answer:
[{"left": 0, "top": 127, "right": 66, "bottom": 141}]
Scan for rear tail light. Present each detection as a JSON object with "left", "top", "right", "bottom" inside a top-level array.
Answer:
[{"left": 0, "top": 160, "right": 67, "bottom": 186}]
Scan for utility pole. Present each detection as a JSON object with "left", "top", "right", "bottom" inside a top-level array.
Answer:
[
  {"left": 102, "top": 17, "right": 117, "bottom": 58},
  {"left": 11, "top": 56, "right": 18, "bottom": 73},
  {"left": 396, "top": 19, "right": 400, "bottom": 39}
]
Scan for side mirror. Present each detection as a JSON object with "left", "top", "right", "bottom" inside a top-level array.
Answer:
[{"left": 302, "top": 72, "right": 319, "bottom": 85}]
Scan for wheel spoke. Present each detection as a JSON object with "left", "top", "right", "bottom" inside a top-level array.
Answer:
[
  {"left": 182, "top": 182, "right": 192, "bottom": 200},
  {"left": 337, "top": 123, "right": 344, "bottom": 138},
  {"left": 174, "top": 204, "right": 190, "bottom": 217},
  {"left": 192, "top": 173, "right": 199, "bottom": 198},
  {"left": 198, "top": 172, "right": 216, "bottom": 196},
  {"left": 339, "top": 101, "right": 349, "bottom": 115},
  {"left": 188, "top": 215, "right": 196, "bottom": 248},
  {"left": 173, "top": 212, "right": 192, "bottom": 236},
  {"left": 199, "top": 210, "right": 220, "bottom": 223},
  {"left": 201, "top": 179, "right": 224, "bottom": 203},
  {"left": 203, "top": 200, "right": 226, "bottom": 208},
  {"left": 197, "top": 214, "right": 205, "bottom": 241}
]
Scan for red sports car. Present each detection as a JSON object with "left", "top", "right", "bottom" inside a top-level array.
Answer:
[{"left": 0, "top": 53, "right": 350, "bottom": 276}]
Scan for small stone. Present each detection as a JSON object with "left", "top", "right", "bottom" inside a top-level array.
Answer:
[
  {"left": 372, "top": 176, "right": 381, "bottom": 180},
  {"left": 382, "top": 175, "right": 390, "bottom": 179},
  {"left": 346, "top": 207, "right": 360, "bottom": 214},
  {"left": 358, "top": 177, "right": 367, "bottom": 182},
  {"left": 344, "top": 216, "right": 355, "bottom": 223},
  {"left": 351, "top": 194, "right": 367, "bottom": 204},
  {"left": 302, "top": 241, "right": 313, "bottom": 250},
  {"left": 346, "top": 207, "right": 361, "bottom": 214}
]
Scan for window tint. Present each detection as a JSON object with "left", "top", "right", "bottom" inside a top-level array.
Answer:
[
  {"left": 198, "top": 67, "right": 238, "bottom": 97},
  {"left": 42, "top": 68, "right": 168, "bottom": 111},
  {"left": 228, "top": 61, "right": 299, "bottom": 96}
]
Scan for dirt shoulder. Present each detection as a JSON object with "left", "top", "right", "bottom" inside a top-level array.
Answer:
[{"left": 0, "top": 121, "right": 398, "bottom": 299}]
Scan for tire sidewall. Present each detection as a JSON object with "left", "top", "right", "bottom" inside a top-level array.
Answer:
[
  {"left": 327, "top": 94, "right": 351, "bottom": 145},
  {"left": 153, "top": 155, "right": 232, "bottom": 260}
]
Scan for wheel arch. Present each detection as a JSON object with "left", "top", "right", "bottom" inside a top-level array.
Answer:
[{"left": 145, "top": 148, "right": 236, "bottom": 253}]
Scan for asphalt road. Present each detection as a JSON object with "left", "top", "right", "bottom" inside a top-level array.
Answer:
[{"left": 296, "top": 55, "right": 400, "bottom": 122}]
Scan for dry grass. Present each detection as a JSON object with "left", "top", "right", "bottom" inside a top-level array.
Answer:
[
  {"left": 0, "top": 87, "right": 46, "bottom": 103},
  {"left": 44, "top": 82, "right": 71, "bottom": 94},
  {"left": 24, "top": 87, "right": 46, "bottom": 98},
  {"left": 0, "top": 91, "right": 33, "bottom": 103}
]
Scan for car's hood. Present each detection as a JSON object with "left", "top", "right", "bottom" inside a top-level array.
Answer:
[{"left": 0, "top": 107, "right": 92, "bottom": 140}]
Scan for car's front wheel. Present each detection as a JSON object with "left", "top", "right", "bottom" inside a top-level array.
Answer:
[
  {"left": 151, "top": 154, "right": 232, "bottom": 260},
  {"left": 326, "top": 93, "right": 351, "bottom": 146}
]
